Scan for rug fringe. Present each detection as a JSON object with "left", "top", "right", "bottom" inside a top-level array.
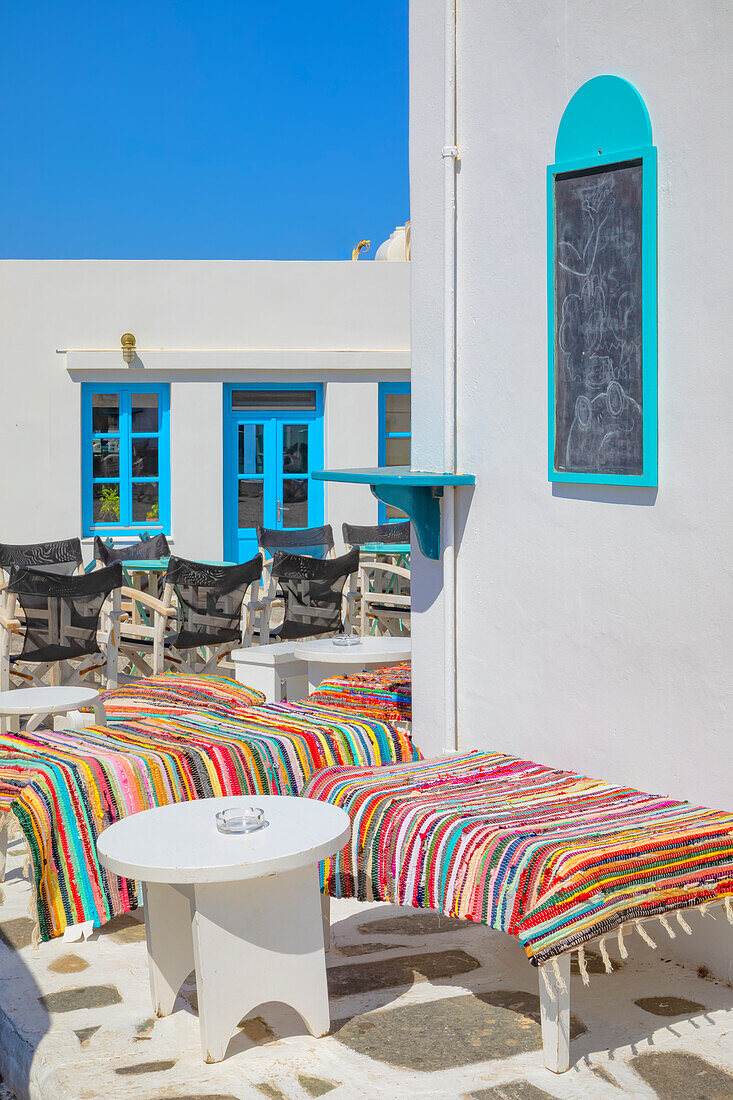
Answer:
[
  {"left": 540, "top": 963, "right": 556, "bottom": 1002},
  {"left": 617, "top": 924, "right": 628, "bottom": 959},
  {"left": 552, "top": 955, "right": 568, "bottom": 994},
  {"left": 636, "top": 919, "right": 657, "bottom": 948},
  {"left": 598, "top": 936, "right": 613, "bottom": 973},
  {"left": 676, "top": 911, "right": 692, "bottom": 935},
  {"left": 659, "top": 914, "right": 676, "bottom": 939},
  {"left": 577, "top": 945, "right": 590, "bottom": 986}
]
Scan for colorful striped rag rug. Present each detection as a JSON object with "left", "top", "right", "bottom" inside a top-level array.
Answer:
[
  {"left": 306, "top": 662, "right": 411, "bottom": 723},
  {"left": 0, "top": 676, "right": 418, "bottom": 942},
  {"left": 304, "top": 751, "right": 733, "bottom": 973}
]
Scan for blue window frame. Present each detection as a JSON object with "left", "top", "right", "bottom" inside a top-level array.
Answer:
[
  {"left": 81, "top": 383, "right": 171, "bottom": 536},
  {"left": 378, "top": 382, "right": 411, "bottom": 521}
]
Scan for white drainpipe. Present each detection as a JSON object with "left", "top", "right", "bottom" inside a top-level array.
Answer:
[{"left": 442, "top": 0, "right": 458, "bottom": 753}]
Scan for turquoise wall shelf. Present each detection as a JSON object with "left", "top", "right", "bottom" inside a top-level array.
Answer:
[{"left": 312, "top": 466, "right": 475, "bottom": 560}]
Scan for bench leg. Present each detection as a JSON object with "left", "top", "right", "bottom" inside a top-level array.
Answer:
[{"left": 539, "top": 954, "right": 571, "bottom": 1073}]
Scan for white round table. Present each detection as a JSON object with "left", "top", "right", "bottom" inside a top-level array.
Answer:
[
  {"left": 0, "top": 686, "right": 105, "bottom": 733},
  {"left": 97, "top": 795, "right": 350, "bottom": 1064},
  {"left": 294, "top": 636, "right": 411, "bottom": 694}
]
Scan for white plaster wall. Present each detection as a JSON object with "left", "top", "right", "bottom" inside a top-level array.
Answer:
[
  {"left": 0, "top": 261, "right": 409, "bottom": 556},
  {"left": 169, "top": 382, "right": 224, "bottom": 560},
  {"left": 325, "top": 382, "right": 383, "bottom": 551},
  {"left": 408, "top": 0, "right": 454, "bottom": 744},
  {"left": 409, "top": 0, "right": 733, "bottom": 811}
]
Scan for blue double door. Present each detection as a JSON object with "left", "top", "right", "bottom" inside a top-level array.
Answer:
[{"left": 223, "top": 385, "right": 325, "bottom": 563}]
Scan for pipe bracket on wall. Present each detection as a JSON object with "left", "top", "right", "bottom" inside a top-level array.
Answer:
[{"left": 311, "top": 466, "right": 475, "bottom": 560}]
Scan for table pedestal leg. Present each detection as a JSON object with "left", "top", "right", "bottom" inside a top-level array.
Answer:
[
  {"left": 321, "top": 892, "right": 330, "bottom": 952},
  {"left": 191, "top": 864, "right": 330, "bottom": 1063},
  {"left": 144, "top": 882, "right": 195, "bottom": 1017}
]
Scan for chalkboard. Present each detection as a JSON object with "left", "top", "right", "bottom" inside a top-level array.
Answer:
[{"left": 553, "top": 159, "right": 643, "bottom": 476}]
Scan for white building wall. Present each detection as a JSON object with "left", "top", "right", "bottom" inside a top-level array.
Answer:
[
  {"left": 0, "top": 260, "right": 409, "bottom": 558},
  {"left": 409, "top": 0, "right": 733, "bottom": 813}
]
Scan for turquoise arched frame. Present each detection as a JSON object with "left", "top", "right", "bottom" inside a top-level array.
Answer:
[{"left": 547, "top": 75, "right": 658, "bottom": 486}]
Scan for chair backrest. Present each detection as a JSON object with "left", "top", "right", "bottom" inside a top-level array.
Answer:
[
  {"left": 7, "top": 562, "right": 122, "bottom": 664},
  {"left": 270, "top": 547, "right": 359, "bottom": 640},
  {"left": 163, "top": 555, "right": 263, "bottom": 650},
  {"left": 0, "top": 538, "right": 83, "bottom": 577},
  {"left": 257, "top": 525, "right": 334, "bottom": 560},
  {"left": 342, "top": 521, "right": 410, "bottom": 548},
  {"left": 94, "top": 533, "right": 170, "bottom": 564}
]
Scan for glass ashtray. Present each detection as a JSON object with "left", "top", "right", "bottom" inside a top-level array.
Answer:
[
  {"left": 216, "top": 806, "right": 268, "bottom": 835},
  {"left": 332, "top": 633, "right": 362, "bottom": 647}
]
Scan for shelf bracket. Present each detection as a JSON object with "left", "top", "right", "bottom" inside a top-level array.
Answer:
[{"left": 369, "top": 483, "right": 443, "bottom": 560}]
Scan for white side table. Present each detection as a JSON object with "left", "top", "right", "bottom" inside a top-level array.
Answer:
[
  {"left": 293, "top": 636, "right": 411, "bottom": 695},
  {"left": 0, "top": 686, "right": 106, "bottom": 734},
  {"left": 230, "top": 642, "right": 309, "bottom": 703},
  {"left": 97, "top": 795, "right": 350, "bottom": 1063}
]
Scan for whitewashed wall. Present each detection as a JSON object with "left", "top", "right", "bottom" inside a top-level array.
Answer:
[
  {"left": 409, "top": 0, "right": 732, "bottom": 813},
  {"left": 0, "top": 261, "right": 409, "bottom": 560}
]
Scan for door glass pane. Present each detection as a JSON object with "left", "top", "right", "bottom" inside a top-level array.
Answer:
[
  {"left": 232, "top": 389, "right": 316, "bottom": 412},
  {"left": 238, "top": 480, "right": 264, "bottom": 528},
  {"left": 93, "top": 483, "right": 120, "bottom": 523},
  {"left": 92, "top": 393, "right": 119, "bottom": 433},
  {"left": 283, "top": 479, "right": 308, "bottom": 528},
  {"left": 92, "top": 437, "right": 119, "bottom": 478},
  {"left": 238, "top": 424, "right": 264, "bottom": 475},
  {"left": 132, "top": 437, "right": 158, "bottom": 476},
  {"left": 386, "top": 392, "right": 411, "bottom": 433},
  {"left": 386, "top": 436, "right": 411, "bottom": 466},
  {"left": 132, "top": 482, "right": 159, "bottom": 523},
  {"left": 132, "top": 393, "right": 159, "bottom": 432},
  {"left": 283, "top": 425, "right": 308, "bottom": 474}
]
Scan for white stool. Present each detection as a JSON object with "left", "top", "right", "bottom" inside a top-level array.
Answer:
[
  {"left": 231, "top": 643, "right": 308, "bottom": 703},
  {"left": 0, "top": 686, "right": 106, "bottom": 735},
  {"left": 97, "top": 795, "right": 350, "bottom": 1063}
]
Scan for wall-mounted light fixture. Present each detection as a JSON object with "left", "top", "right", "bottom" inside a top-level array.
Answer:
[{"left": 121, "top": 332, "right": 136, "bottom": 364}]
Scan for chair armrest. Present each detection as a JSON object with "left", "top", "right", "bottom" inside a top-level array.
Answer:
[
  {"left": 120, "top": 586, "right": 177, "bottom": 616},
  {"left": 0, "top": 613, "right": 22, "bottom": 630}
]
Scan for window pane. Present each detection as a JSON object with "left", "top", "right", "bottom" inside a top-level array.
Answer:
[
  {"left": 386, "top": 393, "right": 411, "bottom": 433},
  {"left": 386, "top": 436, "right": 410, "bottom": 466},
  {"left": 132, "top": 437, "right": 158, "bottom": 477},
  {"left": 283, "top": 424, "right": 308, "bottom": 473},
  {"left": 93, "top": 483, "right": 120, "bottom": 523},
  {"left": 92, "top": 437, "right": 119, "bottom": 478},
  {"left": 238, "top": 480, "right": 264, "bottom": 529},
  {"left": 283, "top": 479, "right": 308, "bottom": 528},
  {"left": 232, "top": 389, "right": 316, "bottom": 412},
  {"left": 238, "top": 424, "right": 264, "bottom": 475},
  {"left": 132, "top": 393, "right": 159, "bottom": 432},
  {"left": 92, "top": 393, "right": 119, "bottom": 433},
  {"left": 132, "top": 482, "right": 159, "bottom": 523}
]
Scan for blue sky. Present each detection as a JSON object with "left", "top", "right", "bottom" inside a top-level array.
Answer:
[{"left": 1, "top": 2, "right": 409, "bottom": 259}]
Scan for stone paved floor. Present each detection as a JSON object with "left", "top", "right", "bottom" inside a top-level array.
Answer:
[{"left": 1, "top": 834, "right": 733, "bottom": 1099}]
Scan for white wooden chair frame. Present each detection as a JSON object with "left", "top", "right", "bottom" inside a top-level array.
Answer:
[
  {"left": 117, "top": 577, "right": 261, "bottom": 678},
  {"left": 0, "top": 589, "right": 122, "bottom": 698},
  {"left": 256, "top": 556, "right": 358, "bottom": 644},
  {"left": 358, "top": 562, "right": 411, "bottom": 637}
]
